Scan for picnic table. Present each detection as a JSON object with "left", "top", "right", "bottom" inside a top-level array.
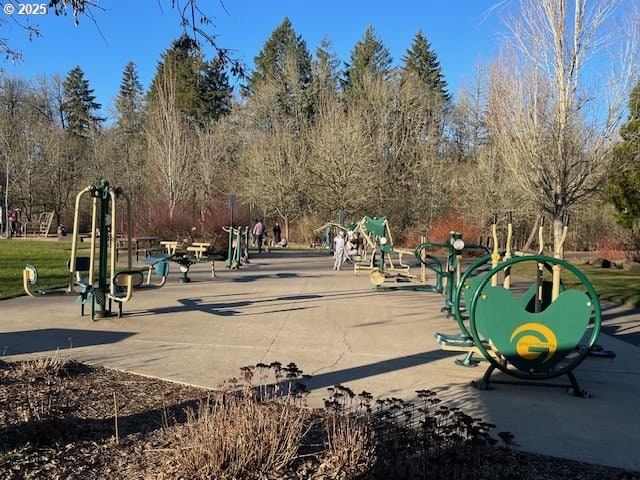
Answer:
[{"left": 132, "top": 236, "right": 161, "bottom": 261}]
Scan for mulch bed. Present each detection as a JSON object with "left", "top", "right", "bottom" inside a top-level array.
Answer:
[{"left": 0, "top": 358, "right": 638, "bottom": 480}]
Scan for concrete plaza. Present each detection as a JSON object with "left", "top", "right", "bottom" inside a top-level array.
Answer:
[{"left": 1, "top": 250, "right": 639, "bottom": 471}]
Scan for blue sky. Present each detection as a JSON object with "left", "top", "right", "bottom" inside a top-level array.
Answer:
[{"left": 2, "top": 1, "right": 502, "bottom": 118}]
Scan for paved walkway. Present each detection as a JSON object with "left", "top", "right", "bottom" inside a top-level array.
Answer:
[{"left": 1, "top": 250, "right": 639, "bottom": 471}]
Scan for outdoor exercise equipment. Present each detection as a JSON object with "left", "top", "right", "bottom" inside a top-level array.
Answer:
[
  {"left": 313, "top": 222, "right": 349, "bottom": 253},
  {"left": 362, "top": 217, "right": 407, "bottom": 276},
  {"left": 370, "top": 222, "right": 490, "bottom": 308},
  {"left": 414, "top": 232, "right": 490, "bottom": 309},
  {"left": 436, "top": 213, "right": 613, "bottom": 396},
  {"left": 23, "top": 180, "right": 170, "bottom": 319},
  {"left": 170, "top": 243, "right": 216, "bottom": 283},
  {"left": 224, "top": 226, "right": 249, "bottom": 269}
]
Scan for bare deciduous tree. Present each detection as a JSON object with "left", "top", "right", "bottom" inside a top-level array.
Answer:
[
  {"left": 486, "top": 0, "right": 640, "bottom": 251},
  {"left": 307, "top": 94, "right": 375, "bottom": 220},
  {"left": 145, "top": 65, "right": 194, "bottom": 220}
]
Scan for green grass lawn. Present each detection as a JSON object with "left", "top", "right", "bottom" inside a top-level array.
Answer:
[
  {"left": 0, "top": 239, "right": 91, "bottom": 300},
  {"left": 510, "top": 262, "right": 640, "bottom": 307}
]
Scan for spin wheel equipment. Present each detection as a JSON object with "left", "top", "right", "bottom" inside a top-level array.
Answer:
[{"left": 439, "top": 213, "right": 613, "bottom": 396}]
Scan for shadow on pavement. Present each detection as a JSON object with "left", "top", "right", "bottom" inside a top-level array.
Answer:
[
  {"left": 306, "top": 350, "right": 452, "bottom": 391},
  {"left": 133, "top": 290, "right": 381, "bottom": 318},
  {"left": 1, "top": 328, "right": 136, "bottom": 356}
]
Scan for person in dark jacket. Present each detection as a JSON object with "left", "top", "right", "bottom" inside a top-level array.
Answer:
[{"left": 273, "top": 222, "right": 282, "bottom": 245}]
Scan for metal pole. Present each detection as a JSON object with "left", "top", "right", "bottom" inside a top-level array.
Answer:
[{"left": 96, "top": 180, "right": 110, "bottom": 318}]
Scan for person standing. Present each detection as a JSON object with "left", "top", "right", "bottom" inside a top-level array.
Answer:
[
  {"left": 273, "top": 222, "right": 282, "bottom": 245},
  {"left": 253, "top": 219, "right": 265, "bottom": 253},
  {"left": 9, "top": 208, "right": 19, "bottom": 238},
  {"left": 333, "top": 231, "right": 346, "bottom": 270}
]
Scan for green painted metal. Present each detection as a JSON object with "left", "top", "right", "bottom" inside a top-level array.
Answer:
[
  {"left": 467, "top": 255, "right": 601, "bottom": 381},
  {"left": 363, "top": 216, "right": 386, "bottom": 241},
  {"left": 225, "top": 225, "right": 249, "bottom": 269},
  {"left": 453, "top": 253, "right": 500, "bottom": 338}
]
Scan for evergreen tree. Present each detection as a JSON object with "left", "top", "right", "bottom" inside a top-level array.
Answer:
[
  {"left": 148, "top": 35, "right": 231, "bottom": 124},
  {"left": 310, "top": 36, "right": 341, "bottom": 105},
  {"left": 607, "top": 79, "right": 640, "bottom": 232},
  {"left": 115, "top": 61, "right": 144, "bottom": 134},
  {"left": 61, "top": 66, "right": 103, "bottom": 136},
  {"left": 148, "top": 35, "right": 203, "bottom": 122},
  {"left": 199, "top": 57, "right": 232, "bottom": 121},
  {"left": 247, "top": 17, "right": 312, "bottom": 93},
  {"left": 342, "top": 26, "right": 392, "bottom": 100},
  {"left": 402, "top": 30, "right": 449, "bottom": 103},
  {"left": 113, "top": 61, "right": 147, "bottom": 201}
]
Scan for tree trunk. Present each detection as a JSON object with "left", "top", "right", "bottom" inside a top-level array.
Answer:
[
  {"left": 284, "top": 216, "right": 290, "bottom": 242},
  {"left": 553, "top": 215, "right": 564, "bottom": 258},
  {"left": 522, "top": 212, "right": 542, "bottom": 252}
]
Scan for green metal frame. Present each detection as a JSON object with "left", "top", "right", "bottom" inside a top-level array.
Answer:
[
  {"left": 467, "top": 255, "right": 601, "bottom": 396},
  {"left": 22, "top": 181, "right": 164, "bottom": 320},
  {"left": 225, "top": 226, "right": 249, "bottom": 269}
]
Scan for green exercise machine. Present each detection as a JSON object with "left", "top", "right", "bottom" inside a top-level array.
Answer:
[
  {"left": 23, "top": 180, "right": 169, "bottom": 320},
  {"left": 436, "top": 213, "right": 614, "bottom": 396},
  {"left": 224, "top": 225, "right": 249, "bottom": 269}
]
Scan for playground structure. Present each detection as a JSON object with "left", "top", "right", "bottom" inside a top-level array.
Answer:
[
  {"left": 354, "top": 216, "right": 414, "bottom": 278},
  {"left": 23, "top": 181, "right": 170, "bottom": 319},
  {"left": 313, "top": 221, "right": 347, "bottom": 252},
  {"left": 436, "top": 213, "right": 614, "bottom": 396},
  {"left": 21, "top": 211, "right": 55, "bottom": 237}
]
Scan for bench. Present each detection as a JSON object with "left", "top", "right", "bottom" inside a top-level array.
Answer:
[
  {"left": 160, "top": 240, "right": 183, "bottom": 255},
  {"left": 186, "top": 242, "right": 211, "bottom": 259}
]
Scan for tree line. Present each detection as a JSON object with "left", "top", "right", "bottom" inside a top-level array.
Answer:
[{"left": 2, "top": 3, "right": 640, "bottom": 252}]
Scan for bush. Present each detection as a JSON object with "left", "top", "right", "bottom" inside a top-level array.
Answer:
[
  {"left": 165, "top": 364, "right": 511, "bottom": 479},
  {"left": 126, "top": 200, "right": 250, "bottom": 254},
  {"left": 289, "top": 213, "right": 326, "bottom": 246},
  {"left": 426, "top": 213, "right": 482, "bottom": 245},
  {"left": 595, "top": 236, "right": 639, "bottom": 263}
]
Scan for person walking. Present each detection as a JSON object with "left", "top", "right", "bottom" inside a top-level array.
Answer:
[
  {"left": 273, "top": 222, "right": 282, "bottom": 245},
  {"left": 253, "top": 219, "right": 265, "bottom": 253}
]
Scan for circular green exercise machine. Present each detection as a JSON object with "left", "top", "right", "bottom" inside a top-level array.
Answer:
[
  {"left": 436, "top": 213, "right": 614, "bottom": 397},
  {"left": 23, "top": 180, "right": 170, "bottom": 320}
]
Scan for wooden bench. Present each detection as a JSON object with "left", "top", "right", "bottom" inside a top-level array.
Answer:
[
  {"left": 186, "top": 242, "right": 211, "bottom": 259},
  {"left": 160, "top": 240, "right": 182, "bottom": 255}
]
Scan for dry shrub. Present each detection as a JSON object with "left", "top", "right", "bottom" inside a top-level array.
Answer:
[
  {"left": 595, "top": 236, "right": 638, "bottom": 262},
  {"left": 168, "top": 396, "right": 309, "bottom": 479},
  {"left": 166, "top": 363, "right": 310, "bottom": 479},
  {"left": 13, "top": 353, "right": 76, "bottom": 427},
  {"left": 427, "top": 212, "right": 481, "bottom": 245},
  {"left": 398, "top": 228, "right": 428, "bottom": 248},
  {"left": 128, "top": 200, "right": 250, "bottom": 253},
  {"left": 319, "top": 413, "right": 377, "bottom": 478},
  {"left": 321, "top": 385, "right": 506, "bottom": 480}
]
